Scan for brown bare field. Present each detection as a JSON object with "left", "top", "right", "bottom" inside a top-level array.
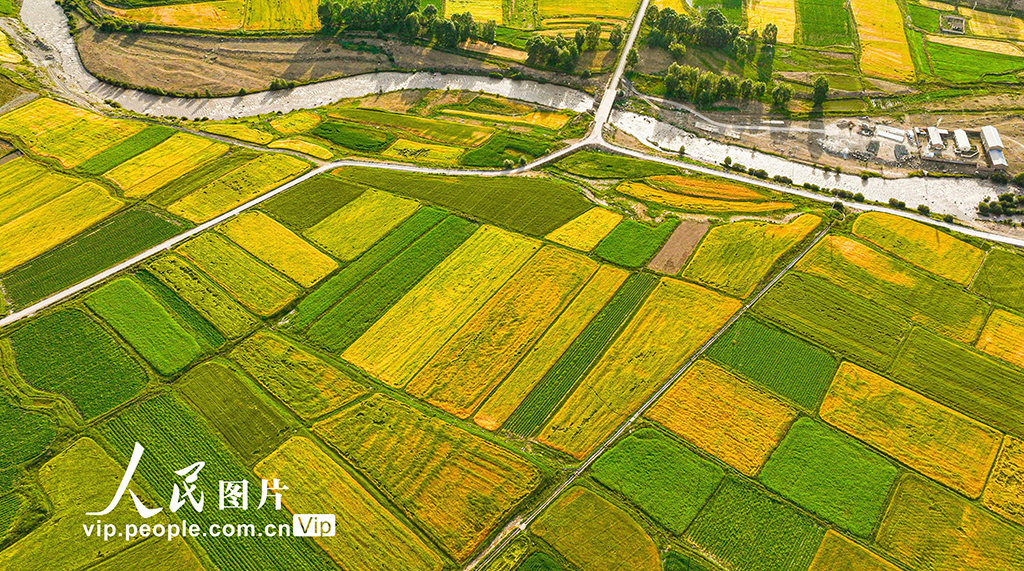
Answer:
[
  {"left": 982, "top": 435, "right": 1024, "bottom": 527},
  {"left": 646, "top": 219, "right": 707, "bottom": 274},
  {"left": 646, "top": 359, "right": 798, "bottom": 476},
  {"left": 977, "top": 309, "right": 1024, "bottom": 369},
  {"left": 820, "top": 362, "right": 1002, "bottom": 498},
  {"left": 809, "top": 531, "right": 901, "bottom": 571}
]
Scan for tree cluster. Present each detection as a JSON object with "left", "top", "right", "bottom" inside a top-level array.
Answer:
[
  {"left": 318, "top": 0, "right": 419, "bottom": 32},
  {"left": 526, "top": 35, "right": 581, "bottom": 71},
  {"left": 979, "top": 193, "right": 1024, "bottom": 216},
  {"left": 643, "top": 6, "right": 741, "bottom": 50},
  {"left": 663, "top": 64, "right": 791, "bottom": 107}
]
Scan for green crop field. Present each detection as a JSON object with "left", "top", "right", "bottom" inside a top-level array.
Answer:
[
  {"left": 306, "top": 216, "right": 477, "bottom": 353},
  {"left": 147, "top": 150, "right": 259, "bottom": 208},
  {"left": 103, "top": 393, "right": 332, "bottom": 571},
  {"left": 135, "top": 270, "right": 226, "bottom": 351},
  {"left": 797, "top": 0, "right": 855, "bottom": 46},
  {"left": 973, "top": 248, "right": 1024, "bottom": 313},
  {"left": 147, "top": 255, "right": 260, "bottom": 339},
  {"left": 328, "top": 108, "right": 493, "bottom": 146},
  {"left": 460, "top": 133, "right": 551, "bottom": 168},
  {"left": 76, "top": 126, "right": 176, "bottom": 176},
  {"left": 685, "top": 478, "right": 825, "bottom": 571},
  {"left": 503, "top": 272, "right": 657, "bottom": 435},
  {"left": 1, "top": 208, "right": 185, "bottom": 309},
  {"left": 86, "top": 278, "right": 202, "bottom": 376},
  {"left": 907, "top": 4, "right": 944, "bottom": 34},
  {"left": 518, "top": 553, "right": 563, "bottom": 571},
  {"left": 176, "top": 360, "right": 291, "bottom": 465},
  {"left": 258, "top": 175, "right": 365, "bottom": 231},
  {"left": 0, "top": 392, "right": 55, "bottom": 490},
  {"left": 334, "top": 167, "right": 592, "bottom": 236},
  {"left": 759, "top": 418, "right": 898, "bottom": 537},
  {"left": 554, "top": 150, "right": 678, "bottom": 179},
  {"left": 311, "top": 121, "right": 395, "bottom": 152},
  {"left": 926, "top": 41, "right": 1024, "bottom": 83},
  {"left": 0, "top": 492, "right": 21, "bottom": 539},
  {"left": 707, "top": 316, "right": 838, "bottom": 410},
  {"left": 889, "top": 327, "right": 1024, "bottom": 437},
  {"left": 753, "top": 272, "right": 912, "bottom": 372},
  {"left": 9, "top": 309, "right": 147, "bottom": 418},
  {"left": 591, "top": 428, "right": 724, "bottom": 534},
  {"left": 594, "top": 219, "right": 679, "bottom": 268},
  {"left": 285, "top": 207, "right": 447, "bottom": 331}
]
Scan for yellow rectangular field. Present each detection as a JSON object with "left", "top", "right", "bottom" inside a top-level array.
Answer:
[
  {"left": 982, "top": 435, "right": 1024, "bottom": 527},
  {"left": 0, "top": 183, "right": 122, "bottom": 273},
  {"left": 219, "top": 211, "right": 337, "bottom": 287},
  {"left": 343, "top": 225, "right": 540, "bottom": 388},
  {"left": 199, "top": 122, "right": 275, "bottom": 144},
  {"left": 620, "top": 181, "right": 793, "bottom": 213},
  {"left": 406, "top": 246, "right": 597, "bottom": 418},
  {"left": 852, "top": 211, "right": 985, "bottom": 285},
  {"left": 382, "top": 139, "right": 465, "bottom": 164},
  {"left": 539, "top": 278, "right": 742, "bottom": 459},
  {"left": 977, "top": 309, "right": 1024, "bottom": 369},
  {"left": 546, "top": 208, "right": 623, "bottom": 252},
  {"left": 646, "top": 175, "right": 767, "bottom": 201},
  {"left": 809, "top": 531, "right": 902, "bottom": 571},
  {"left": 270, "top": 111, "right": 322, "bottom": 134},
  {"left": 445, "top": 0, "right": 502, "bottom": 23},
  {"left": 0, "top": 158, "right": 81, "bottom": 226},
  {"left": 820, "top": 362, "right": 1002, "bottom": 498},
  {"left": 0, "top": 99, "right": 144, "bottom": 168},
  {"left": 927, "top": 33, "right": 1024, "bottom": 57},
  {"left": 96, "top": 0, "right": 245, "bottom": 32},
  {"left": 646, "top": 359, "right": 798, "bottom": 476},
  {"left": 313, "top": 394, "right": 542, "bottom": 561},
  {"left": 440, "top": 109, "right": 573, "bottom": 130},
  {"left": 104, "top": 133, "right": 229, "bottom": 197},
  {"left": 849, "top": 0, "right": 915, "bottom": 82},
  {"left": 304, "top": 188, "right": 420, "bottom": 261},
  {"left": 962, "top": 7, "right": 1024, "bottom": 41},
  {"left": 474, "top": 265, "right": 627, "bottom": 431},
  {"left": 919, "top": 0, "right": 953, "bottom": 10},
  {"left": 539, "top": 0, "right": 638, "bottom": 19},
  {"left": 168, "top": 153, "right": 309, "bottom": 223},
  {"left": 268, "top": 138, "right": 333, "bottom": 160},
  {"left": 255, "top": 437, "right": 443, "bottom": 571},
  {"left": 244, "top": 0, "right": 321, "bottom": 32},
  {"left": 747, "top": 0, "right": 796, "bottom": 44}
]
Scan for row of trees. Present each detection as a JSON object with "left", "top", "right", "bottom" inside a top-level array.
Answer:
[
  {"left": 317, "top": 0, "right": 419, "bottom": 33},
  {"left": 663, "top": 63, "right": 792, "bottom": 106}
]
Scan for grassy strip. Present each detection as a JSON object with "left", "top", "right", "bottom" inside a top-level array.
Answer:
[
  {"left": 258, "top": 174, "right": 365, "bottom": 231},
  {"left": 502, "top": 272, "right": 657, "bottom": 435},
  {"left": 594, "top": 219, "right": 679, "bottom": 268},
  {"left": 306, "top": 216, "right": 477, "bottom": 353},
  {"left": 76, "top": 126, "right": 176, "bottom": 176}
]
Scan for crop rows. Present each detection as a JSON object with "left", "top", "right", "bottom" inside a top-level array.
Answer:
[
  {"left": 147, "top": 254, "right": 259, "bottom": 339},
  {"left": 594, "top": 219, "right": 679, "bottom": 268},
  {"left": 219, "top": 211, "right": 337, "bottom": 288},
  {"left": 259, "top": 174, "right": 366, "bottom": 231},
  {"left": 0, "top": 158, "right": 80, "bottom": 226},
  {"left": 105, "top": 133, "right": 229, "bottom": 199},
  {"left": 972, "top": 248, "right": 1024, "bottom": 314},
  {"left": 502, "top": 272, "right": 658, "bottom": 436},
  {"left": 312, "top": 121, "right": 395, "bottom": 152},
  {"left": 147, "top": 150, "right": 260, "bottom": 208},
  {"left": 76, "top": 125, "right": 176, "bottom": 176},
  {"left": 135, "top": 269, "right": 226, "bottom": 351},
  {"left": 328, "top": 108, "right": 493, "bottom": 146},
  {"left": 0, "top": 492, "right": 21, "bottom": 538},
  {"left": 304, "top": 189, "right": 420, "bottom": 261},
  {"left": 0, "top": 382, "right": 55, "bottom": 486},
  {"left": 546, "top": 208, "right": 622, "bottom": 253}
]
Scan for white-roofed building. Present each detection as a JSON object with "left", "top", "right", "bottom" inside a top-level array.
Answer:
[
  {"left": 953, "top": 129, "right": 971, "bottom": 153},
  {"left": 981, "top": 126, "right": 1004, "bottom": 151},
  {"left": 989, "top": 148, "right": 1008, "bottom": 171},
  {"left": 927, "top": 126, "right": 944, "bottom": 150}
]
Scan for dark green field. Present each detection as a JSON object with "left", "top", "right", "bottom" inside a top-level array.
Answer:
[
  {"left": 972, "top": 248, "right": 1024, "bottom": 313},
  {"left": 592, "top": 428, "right": 723, "bottom": 534},
  {"left": 594, "top": 219, "right": 679, "bottom": 268},
  {"left": 335, "top": 168, "right": 592, "bottom": 236},
  {"left": 76, "top": 126, "right": 176, "bottom": 176},
  {"left": 258, "top": 174, "right": 365, "bottom": 231},
  {"left": 555, "top": 150, "right": 677, "bottom": 179},
  {"left": 147, "top": 149, "right": 258, "bottom": 208},
  {"left": 707, "top": 316, "right": 838, "bottom": 410},
  {"left": 0, "top": 396, "right": 55, "bottom": 493},
  {"left": 9, "top": 309, "right": 147, "bottom": 418},
  {"left": 797, "top": 0, "right": 856, "bottom": 46},
  {"left": 312, "top": 121, "right": 395, "bottom": 152}
]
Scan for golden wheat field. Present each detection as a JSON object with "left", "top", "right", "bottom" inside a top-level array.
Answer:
[
  {"left": 270, "top": 111, "right": 322, "bottom": 134},
  {"left": 982, "top": 435, "right": 1024, "bottom": 527},
  {"left": 849, "top": 0, "right": 915, "bottom": 82},
  {"left": 747, "top": 0, "right": 796, "bottom": 44},
  {"left": 808, "top": 531, "right": 901, "bottom": 571},
  {"left": 927, "top": 34, "right": 1024, "bottom": 57},
  {"left": 304, "top": 189, "right": 420, "bottom": 261},
  {"left": 620, "top": 181, "right": 793, "bottom": 214},
  {"left": 267, "top": 138, "right": 333, "bottom": 160},
  {"left": 105, "top": 133, "right": 228, "bottom": 196},
  {"left": 218, "top": 211, "right": 337, "bottom": 287},
  {"left": 95, "top": 0, "right": 245, "bottom": 32},
  {"left": 546, "top": 208, "right": 623, "bottom": 252},
  {"left": 962, "top": 7, "right": 1024, "bottom": 41},
  {"left": 977, "top": 309, "right": 1024, "bottom": 369}
]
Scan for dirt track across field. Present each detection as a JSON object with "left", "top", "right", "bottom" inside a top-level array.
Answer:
[{"left": 647, "top": 220, "right": 708, "bottom": 274}]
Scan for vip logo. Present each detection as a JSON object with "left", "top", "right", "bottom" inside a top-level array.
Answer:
[{"left": 293, "top": 514, "right": 336, "bottom": 537}]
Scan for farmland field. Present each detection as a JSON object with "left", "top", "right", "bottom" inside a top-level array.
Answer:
[
  {"left": 258, "top": 174, "right": 365, "bottom": 231},
  {"left": 972, "top": 248, "right": 1024, "bottom": 313},
  {"left": 0, "top": 384, "right": 55, "bottom": 487},
  {"left": 176, "top": 360, "right": 291, "bottom": 464},
  {"left": 179, "top": 232, "right": 302, "bottom": 316},
  {"left": 501, "top": 272, "right": 657, "bottom": 436},
  {"left": 531, "top": 487, "right": 660, "bottom": 571},
  {"left": 311, "top": 121, "right": 394, "bottom": 152},
  {"left": 270, "top": 111, "right": 321, "bottom": 134},
  {"left": 85, "top": 278, "right": 202, "bottom": 376},
  {"left": 406, "top": 246, "right": 597, "bottom": 418},
  {"left": 85, "top": 539, "right": 203, "bottom": 571},
  {"left": 76, "top": 125, "right": 176, "bottom": 176},
  {"left": 648, "top": 174, "right": 768, "bottom": 201},
  {"left": 546, "top": 208, "right": 623, "bottom": 252},
  {"left": 554, "top": 150, "right": 677, "bottom": 179},
  {"left": 848, "top": 0, "right": 915, "bottom": 82},
  {"left": 342, "top": 225, "right": 539, "bottom": 387},
  {"left": 591, "top": 428, "right": 724, "bottom": 534},
  {"left": 334, "top": 168, "right": 592, "bottom": 236},
  {"left": 683, "top": 214, "right": 820, "bottom": 298},
  {"left": 685, "top": 478, "right": 826, "bottom": 571},
  {"left": 747, "top": 0, "right": 796, "bottom": 44},
  {"left": 267, "top": 138, "right": 332, "bottom": 159},
  {"left": 759, "top": 417, "right": 897, "bottom": 536},
  {"left": 983, "top": 435, "right": 1024, "bottom": 526},
  {"left": 314, "top": 394, "right": 542, "bottom": 561},
  {"left": 962, "top": 6, "right": 1024, "bottom": 40},
  {"left": 305, "top": 215, "right": 477, "bottom": 352},
  {"left": 198, "top": 122, "right": 274, "bottom": 144},
  {"left": 9, "top": 309, "right": 146, "bottom": 418},
  {"left": 1, "top": 208, "right": 184, "bottom": 308},
  {"left": 328, "top": 108, "right": 493, "bottom": 146},
  {"left": 230, "top": 331, "right": 366, "bottom": 419},
  {"left": 647, "top": 359, "right": 798, "bottom": 476},
  {"left": 707, "top": 316, "right": 837, "bottom": 410},
  {"left": 0, "top": 158, "right": 80, "bottom": 226},
  {"left": 103, "top": 394, "right": 332, "bottom": 571},
  {"left": 821, "top": 362, "right": 1002, "bottom": 498},
  {"left": 877, "top": 475, "right": 1024, "bottom": 571},
  {"left": 539, "top": 278, "right": 741, "bottom": 458},
  {"left": 0, "top": 182, "right": 123, "bottom": 274},
  {"left": 147, "top": 254, "right": 260, "bottom": 339},
  {"left": 382, "top": 139, "right": 464, "bottom": 164},
  {"left": 538, "top": 0, "right": 638, "bottom": 19},
  {"left": 594, "top": 219, "right": 680, "bottom": 268},
  {"left": 304, "top": 189, "right": 420, "bottom": 261},
  {"left": 255, "top": 437, "right": 444, "bottom": 571},
  {"left": 925, "top": 40, "right": 1024, "bottom": 83},
  {"left": 796, "top": 0, "right": 855, "bottom": 46},
  {"left": 134, "top": 270, "right": 226, "bottom": 351},
  {"left": 219, "top": 211, "right": 337, "bottom": 287},
  {"left": 475, "top": 265, "right": 627, "bottom": 431},
  {"left": 285, "top": 207, "right": 447, "bottom": 331},
  {"left": 96, "top": 1, "right": 246, "bottom": 32},
  {"left": 852, "top": 212, "right": 985, "bottom": 285},
  {"left": 147, "top": 150, "right": 261, "bottom": 211},
  {"left": 926, "top": 34, "right": 1024, "bottom": 57},
  {"left": 104, "top": 133, "right": 229, "bottom": 199},
  {"left": 753, "top": 272, "right": 911, "bottom": 373},
  {"left": 796, "top": 235, "right": 988, "bottom": 343},
  {"left": 888, "top": 327, "right": 1024, "bottom": 437},
  {"left": 244, "top": 0, "right": 320, "bottom": 32},
  {"left": 619, "top": 181, "right": 794, "bottom": 214},
  {"left": 809, "top": 531, "right": 902, "bottom": 571}
]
